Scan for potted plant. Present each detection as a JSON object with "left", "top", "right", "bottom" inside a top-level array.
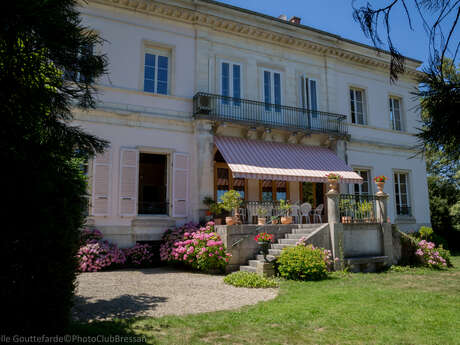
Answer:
[
  {"left": 254, "top": 232, "right": 274, "bottom": 262},
  {"left": 326, "top": 173, "right": 341, "bottom": 193},
  {"left": 257, "top": 207, "right": 268, "bottom": 225},
  {"left": 358, "top": 200, "right": 374, "bottom": 223},
  {"left": 270, "top": 215, "right": 280, "bottom": 224},
  {"left": 220, "top": 190, "right": 243, "bottom": 225},
  {"left": 279, "top": 199, "right": 292, "bottom": 224},
  {"left": 374, "top": 175, "right": 387, "bottom": 195},
  {"left": 339, "top": 198, "right": 352, "bottom": 224},
  {"left": 209, "top": 202, "right": 223, "bottom": 225}
]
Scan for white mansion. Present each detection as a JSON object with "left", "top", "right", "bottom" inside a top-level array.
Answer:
[{"left": 77, "top": 0, "right": 431, "bottom": 247}]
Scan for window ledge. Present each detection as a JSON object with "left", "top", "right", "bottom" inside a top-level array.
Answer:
[
  {"left": 394, "top": 216, "right": 416, "bottom": 224},
  {"left": 349, "top": 123, "right": 412, "bottom": 135}
]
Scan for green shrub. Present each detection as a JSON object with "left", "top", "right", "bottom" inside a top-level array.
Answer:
[
  {"left": 223, "top": 271, "right": 278, "bottom": 288},
  {"left": 277, "top": 245, "right": 328, "bottom": 281},
  {"left": 437, "top": 246, "right": 453, "bottom": 267},
  {"left": 419, "top": 226, "right": 434, "bottom": 239}
]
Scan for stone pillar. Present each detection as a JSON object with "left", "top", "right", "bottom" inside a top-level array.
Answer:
[
  {"left": 376, "top": 193, "right": 389, "bottom": 223},
  {"left": 194, "top": 120, "right": 214, "bottom": 221},
  {"left": 326, "top": 185, "right": 343, "bottom": 269},
  {"left": 326, "top": 187, "right": 339, "bottom": 224}
]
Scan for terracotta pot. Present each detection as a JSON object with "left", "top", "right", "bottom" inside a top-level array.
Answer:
[
  {"left": 341, "top": 216, "right": 351, "bottom": 224},
  {"left": 206, "top": 210, "right": 212, "bottom": 216},
  {"left": 376, "top": 181, "right": 385, "bottom": 193},
  {"left": 328, "top": 178, "right": 338, "bottom": 192},
  {"left": 225, "top": 216, "right": 236, "bottom": 225},
  {"left": 258, "top": 217, "right": 266, "bottom": 225},
  {"left": 281, "top": 216, "right": 293, "bottom": 224},
  {"left": 214, "top": 218, "right": 222, "bottom": 225},
  {"left": 272, "top": 219, "right": 279, "bottom": 224}
]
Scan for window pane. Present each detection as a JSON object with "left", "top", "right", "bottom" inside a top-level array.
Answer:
[
  {"left": 362, "top": 182, "right": 369, "bottom": 194},
  {"left": 144, "top": 79, "right": 155, "bottom": 93},
  {"left": 144, "top": 66, "right": 155, "bottom": 80},
  {"left": 264, "top": 71, "right": 271, "bottom": 110},
  {"left": 217, "top": 168, "right": 230, "bottom": 202},
  {"left": 274, "top": 73, "right": 281, "bottom": 112},
  {"left": 145, "top": 53, "right": 155, "bottom": 67},
  {"left": 310, "top": 79, "right": 317, "bottom": 112},
  {"left": 275, "top": 181, "right": 287, "bottom": 201},
  {"left": 233, "top": 64, "right": 241, "bottom": 106},
  {"left": 157, "top": 81, "right": 168, "bottom": 95},
  {"left": 350, "top": 90, "right": 356, "bottom": 123},
  {"left": 233, "top": 178, "right": 245, "bottom": 199},
  {"left": 354, "top": 183, "right": 360, "bottom": 194},
  {"left": 221, "top": 63, "right": 230, "bottom": 98},
  {"left": 356, "top": 90, "right": 362, "bottom": 102},
  {"left": 158, "top": 55, "right": 168, "bottom": 69},
  {"left": 262, "top": 180, "right": 273, "bottom": 201},
  {"left": 157, "top": 56, "right": 168, "bottom": 95}
]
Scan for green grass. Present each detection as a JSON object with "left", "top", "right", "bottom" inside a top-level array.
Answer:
[
  {"left": 223, "top": 271, "right": 279, "bottom": 288},
  {"left": 71, "top": 256, "right": 460, "bottom": 345}
]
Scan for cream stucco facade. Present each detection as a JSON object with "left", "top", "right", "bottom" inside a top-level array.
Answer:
[{"left": 77, "top": 0, "right": 431, "bottom": 247}]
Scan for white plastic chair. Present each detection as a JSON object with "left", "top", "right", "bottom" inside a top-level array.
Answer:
[
  {"left": 246, "top": 203, "right": 257, "bottom": 224},
  {"left": 313, "top": 204, "right": 324, "bottom": 223},
  {"left": 289, "top": 205, "right": 301, "bottom": 224},
  {"left": 300, "top": 202, "right": 312, "bottom": 224}
]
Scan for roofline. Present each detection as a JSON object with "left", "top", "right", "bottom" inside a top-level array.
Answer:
[{"left": 198, "top": 0, "right": 423, "bottom": 65}]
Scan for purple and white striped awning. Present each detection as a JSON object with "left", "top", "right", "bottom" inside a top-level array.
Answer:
[{"left": 214, "top": 136, "right": 363, "bottom": 184}]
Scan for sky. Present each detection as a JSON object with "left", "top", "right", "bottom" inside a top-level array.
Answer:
[{"left": 216, "top": 0, "right": 460, "bottom": 68}]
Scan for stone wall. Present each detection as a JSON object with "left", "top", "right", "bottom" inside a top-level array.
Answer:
[
  {"left": 216, "top": 224, "right": 295, "bottom": 272},
  {"left": 342, "top": 224, "right": 383, "bottom": 257}
]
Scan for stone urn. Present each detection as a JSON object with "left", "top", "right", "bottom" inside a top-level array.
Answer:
[
  {"left": 257, "top": 217, "right": 266, "bottom": 225},
  {"left": 376, "top": 181, "right": 385, "bottom": 194},
  {"left": 214, "top": 218, "right": 222, "bottom": 225},
  {"left": 225, "top": 216, "right": 236, "bottom": 225},
  {"left": 257, "top": 241, "right": 271, "bottom": 262},
  {"left": 281, "top": 216, "right": 293, "bottom": 224},
  {"left": 328, "top": 178, "right": 339, "bottom": 193}
]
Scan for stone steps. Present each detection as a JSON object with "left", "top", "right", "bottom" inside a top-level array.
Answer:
[{"left": 239, "top": 224, "right": 324, "bottom": 273}]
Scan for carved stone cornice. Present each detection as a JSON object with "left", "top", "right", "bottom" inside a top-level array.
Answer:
[{"left": 86, "top": 0, "right": 422, "bottom": 78}]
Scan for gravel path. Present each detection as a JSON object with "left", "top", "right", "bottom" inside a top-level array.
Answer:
[{"left": 72, "top": 267, "right": 278, "bottom": 322}]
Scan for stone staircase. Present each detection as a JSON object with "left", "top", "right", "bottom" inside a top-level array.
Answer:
[{"left": 239, "top": 224, "right": 325, "bottom": 273}]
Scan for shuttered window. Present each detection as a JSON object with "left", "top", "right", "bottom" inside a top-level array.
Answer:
[
  {"left": 119, "top": 149, "right": 139, "bottom": 216},
  {"left": 91, "top": 150, "right": 112, "bottom": 216},
  {"left": 221, "top": 62, "right": 242, "bottom": 105},
  {"left": 172, "top": 152, "right": 190, "bottom": 218},
  {"left": 390, "top": 97, "right": 402, "bottom": 131},
  {"left": 263, "top": 70, "right": 282, "bottom": 112},
  {"left": 350, "top": 88, "right": 366, "bottom": 125}
]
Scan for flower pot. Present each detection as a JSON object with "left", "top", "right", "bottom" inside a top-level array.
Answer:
[
  {"left": 214, "top": 218, "right": 222, "bottom": 225},
  {"left": 206, "top": 210, "right": 212, "bottom": 216},
  {"left": 341, "top": 216, "right": 351, "bottom": 224},
  {"left": 272, "top": 219, "right": 279, "bottom": 224},
  {"left": 281, "top": 216, "right": 292, "bottom": 224},
  {"left": 328, "top": 178, "right": 338, "bottom": 193},
  {"left": 257, "top": 217, "right": 266, "bottom": 225},
  {"left": 225, "top": 216, "right": 236, "bottom": 225}
]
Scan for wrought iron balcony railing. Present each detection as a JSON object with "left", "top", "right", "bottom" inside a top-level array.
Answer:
[{"left": 193, "top": 92, "right": 348, "bottom": 135}]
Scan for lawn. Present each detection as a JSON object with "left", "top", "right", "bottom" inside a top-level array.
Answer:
[{"left": 71, "top": 256, "right": 460, "bottom": 345}]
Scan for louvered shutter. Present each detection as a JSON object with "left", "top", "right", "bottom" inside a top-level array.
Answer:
[
  {"left": 91, "top": 150, "right": 112, "bottom": 216},
  {"left": 119, "top": 149, "right": 139, "bottom": 217},
  {"left": 172, "top": 152, "right": 190, "bottom": 218}
]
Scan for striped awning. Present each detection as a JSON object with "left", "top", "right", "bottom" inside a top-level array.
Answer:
[{"left": 214, "top": 136, "right": 363, "bottom": 184}]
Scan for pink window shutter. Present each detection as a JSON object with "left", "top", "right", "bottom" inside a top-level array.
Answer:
[
  {"left": 119, "top": 149, "right": 139, "bottom": 217},
  {"left": 91, "top": 150, "right": 112, "bottom": 216},
  {"left": 172, "top": 152, "right": 190, "bottom": 218}
]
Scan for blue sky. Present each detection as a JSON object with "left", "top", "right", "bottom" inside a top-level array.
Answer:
[{"left": 217, "top": 0, "right": 460, "bottom": 67}]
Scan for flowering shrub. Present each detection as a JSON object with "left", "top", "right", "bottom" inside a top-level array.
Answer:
[
  {"left": 124, "top": 243, "right": 154, "bottom": 266},
  {"left": 296, "top": 237, "right": 337, "bottom": 271},
  {"left": 277, "top": 245, "right": 328, "bottom": 281},
  {"left": 80, "top": 228, "right": 103, "bottom": 244},
  {"left": 77, "top": 240, "right": 126, "bottom": 272},
  {"left": 415, "top": 240, "right": 449, "bottom": 269},
  {"left": 373, "top": 175, "right": 387, "bottom": 182},
  {"left": 160, "top": 221, "right": 231, "bottom": 273},
  {"left": 254, "top": 232, "right": 274, "bottom": 243},
  {"left": 326, "top": 173, "right": 341, "bottom": 180}
]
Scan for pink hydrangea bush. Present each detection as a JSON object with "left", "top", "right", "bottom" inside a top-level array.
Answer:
[
  {"left": 415, "top": 240, "right": 448, "bottom": 269},
  {"left": 296, "top": 236, "right": 337, "bottom": 271},
  {"left": 80, "top": 228, "right": 103, "bottom": 244},
  {"left": 160, "top": 221, "right": 231, "bottom": 273},
  {"left": 77, "top": 240, "right": 126, "bottom": 272},
  {"left": 124, "top": 243, "right": 154, "bottom": 266}
]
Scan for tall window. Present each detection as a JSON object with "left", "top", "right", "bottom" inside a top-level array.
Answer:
[
  {"left": 216, "top": 167, "right": 230, "bottom": 201},
  {"left": 353, "top": 169, "right": 371, "bottom": 195},
  {"left": 138, "top": 153, "right": 168, "bottom": 215},
  {"left": 350, "top": 88, "right": 366, "bottom": 125},
  {"left": 221, "top": 62, "right": 241, "bottom": 105},
  {"left": 263, "top": 70, "right": 281, "bottom": 112},
  {"left": 301, "top": 77, "right": 318, "bottom": 112},
  {"left": 64, "top": 43, "right": 94, "bottom": 82},
  {"left": 144, "top": 49, "right": 169, "bottom": 95},
  {"left": 394, "top": 172, "right": 411, "bottom": 216},
  {"left": 389, "top": 97, "right": 402, "bottom": 131}
]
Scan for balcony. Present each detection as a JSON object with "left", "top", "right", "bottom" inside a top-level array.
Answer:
[{"left": 193, "top": 92, "right": 348, "bottom": 135}]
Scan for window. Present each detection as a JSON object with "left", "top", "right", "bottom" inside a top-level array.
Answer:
[
  {"left": 301, "top": 77, "right": 318, "bottom": 112},
  {"left": 353, "top": 169, "right": 371, "bottom": 195},
  {"left": 350, "top": 88, "right": 366, "bottom": 125},
  {"left": 144, "top": 49, "right": 169, "bottom": 95},
  {"left": 260, "top": 180, "right": 289, "bottom": 201},
  {"left": 263, "top": 70, "right": 282, "bottom": 112},
  {"left": 216, "top": 167, "right": 230, "bottom": 201},
  {"left": 138, "top": 153, "right": 168, "bottom": 215},
  {"left": 389, "top": 97, "right": 402, "bottom": 131},
  {"left": 394, "top": 172, "right": 411, "bottom": 216},
  {"left": 213, "top": 156, "right": 247, "bottom": 202},
  {"left": 221, "top": 62, "right": 241, "bottom": 105}
]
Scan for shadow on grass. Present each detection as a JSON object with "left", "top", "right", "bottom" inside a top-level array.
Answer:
[{"left": 72, "top": 294, "right": 168, "bottom": 322}]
